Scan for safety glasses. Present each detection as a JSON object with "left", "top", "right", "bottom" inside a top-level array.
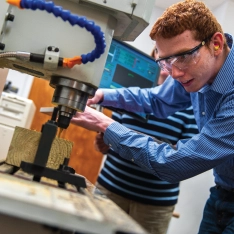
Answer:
[{"left": 155, "top": 40, "right": 206, "bottom": 73}]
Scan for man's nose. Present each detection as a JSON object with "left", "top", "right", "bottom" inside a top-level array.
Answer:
[{"left": 170, "top": 65, "right": 185, "bottom": 78}]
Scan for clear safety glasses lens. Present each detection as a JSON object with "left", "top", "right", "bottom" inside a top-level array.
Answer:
[
  {"left": 158, "top": 50, "right": 201, "bottom": 73},
  {"left": 156, "top": 40, "right": 206, "bottom": 73}
]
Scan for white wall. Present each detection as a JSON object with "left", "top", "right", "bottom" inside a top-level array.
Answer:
[
  {"left": 213, "top": 0, "right": 234, "bottom": 35},
  {"left": 125, "top": 2, "right": 234, "bottom": 234},
  {"left": 167, "top": 171, "right": 214, "bottom": 234}
]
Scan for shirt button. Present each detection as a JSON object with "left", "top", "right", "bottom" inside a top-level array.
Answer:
[
  {"left": 202, "top": 112, "right": 205, "bottom": 115},
  {"left": 131, "top": 158, "right": 134, "bottom": 162},
  {"left": 109, "top": 144, "right": 112, "bottom": 147}
]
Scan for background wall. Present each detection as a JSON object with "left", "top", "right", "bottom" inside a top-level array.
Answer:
[
  {"left": 213, "top": 0, "right": 234, "bottom": 34},
  {"left": 0, "top": 68, "right": 8, "bottom": 96}
]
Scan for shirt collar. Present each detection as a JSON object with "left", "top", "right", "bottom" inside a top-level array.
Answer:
[{"left": 199, "top": 33, "right": 234, "bottom": 94}]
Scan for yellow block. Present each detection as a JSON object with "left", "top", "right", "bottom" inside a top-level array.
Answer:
[{"left": 6, "top": 126, "right": 73, "bottom": 169}]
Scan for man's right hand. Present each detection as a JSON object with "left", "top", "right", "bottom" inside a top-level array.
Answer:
[
  {"left": 94, "top": 132, "right": 109, "bottom": 154},
  {"left": 71, "top": 106, "right": 115, "bottom": 133},
  {"left": 87, "top": 89, "right": 104, "bottom": 106}
]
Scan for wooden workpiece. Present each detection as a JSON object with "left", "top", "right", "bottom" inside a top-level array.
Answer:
[{"left": 6, "top": 126, "right": 73, "bottom": 169}]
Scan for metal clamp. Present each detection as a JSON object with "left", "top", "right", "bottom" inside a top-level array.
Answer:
[{"left": 43, "top": 46, "right": 60, "bottom": 70}]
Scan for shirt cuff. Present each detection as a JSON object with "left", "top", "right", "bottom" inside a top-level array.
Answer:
[
  {"left": 103, "top": 121, "right": 158, "bottom": 174},
  {"left": 101, "top": 89, "right": 119, "bottom": 106},
  {"left": 103, "top": 121, "right": 130, "bottom": 157}
]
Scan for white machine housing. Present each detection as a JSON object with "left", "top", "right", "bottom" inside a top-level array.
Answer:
[{"left": 0, "top": 0, "right": 154, "bottom": 87}]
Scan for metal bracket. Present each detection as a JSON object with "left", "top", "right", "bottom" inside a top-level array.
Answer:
[
  {"left": 43, "top": 46, "right": 60, "bottom": 70},
  {"left": 20, "top": 108, "right": 87, "bottom": 189}
]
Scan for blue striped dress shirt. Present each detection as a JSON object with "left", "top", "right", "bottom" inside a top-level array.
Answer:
[{"left": 101, "top": 34, "right": 234, "bottom": 191}]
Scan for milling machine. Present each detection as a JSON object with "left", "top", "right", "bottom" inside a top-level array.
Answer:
[{"left": 0, "top": 0, "right": 155, "bottom": 233}]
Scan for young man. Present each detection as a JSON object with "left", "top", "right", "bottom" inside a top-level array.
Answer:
[
  {"left": 72, "top": 0, "right": 234, "bottom": 232},
  {"left": 94, "top": 58, "right": 198, "bottom": 233}
]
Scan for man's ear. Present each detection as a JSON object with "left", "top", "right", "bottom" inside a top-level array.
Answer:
[{"left": 212, "top": 32, "right": 224, "bottom": 54}]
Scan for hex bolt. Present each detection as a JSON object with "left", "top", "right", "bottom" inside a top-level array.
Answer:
[
  {"left": 0, "top": 43, "right": 5, "bottom": 50},
  {"left": 6, "top": 14, "right": 14, "bottom": 22}
]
